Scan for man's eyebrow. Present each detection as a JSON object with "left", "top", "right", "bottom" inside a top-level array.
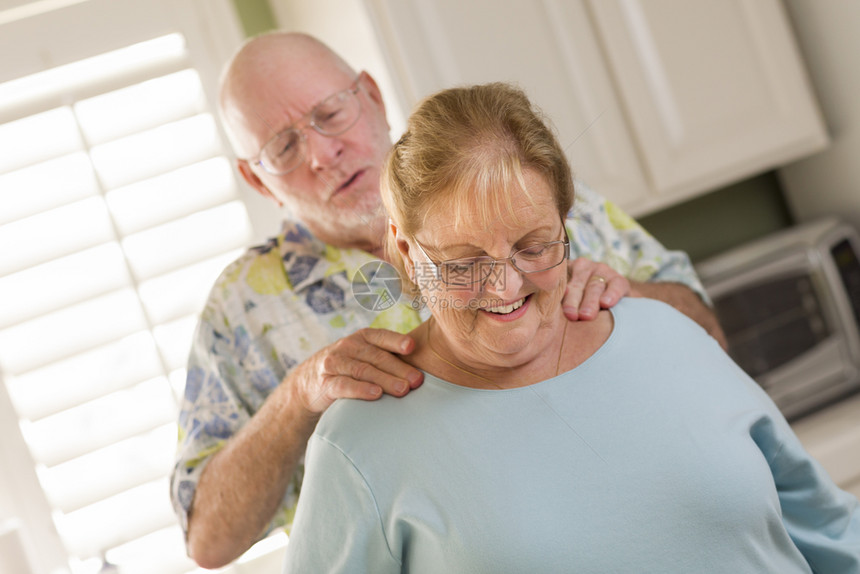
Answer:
[{"left": 252, "top": 107, "right": 293, "bottom": 139}]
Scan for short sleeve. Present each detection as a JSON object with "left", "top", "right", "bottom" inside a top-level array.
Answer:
[
  {"left": 567, "top": 179, "right": 711, "bottom": 305},
  {"left": 283, "top": 434, "right": 401, "bottom": 574}
]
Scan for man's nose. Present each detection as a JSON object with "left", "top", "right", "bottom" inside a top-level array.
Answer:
[{"left": 305, "top": 129, "right": 343, "bottom": 171}]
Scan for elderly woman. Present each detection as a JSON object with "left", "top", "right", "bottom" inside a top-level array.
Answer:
[{"left": 282, "top": 83, "right": 860, "bottom": 572}]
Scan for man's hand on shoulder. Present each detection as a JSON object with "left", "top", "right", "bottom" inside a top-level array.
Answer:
[
  {"left": 291, "top": 328, "right": 425, "bottom": 414},
  {"left": 562, "top": 258, "right": 630, "bottom": 321}
]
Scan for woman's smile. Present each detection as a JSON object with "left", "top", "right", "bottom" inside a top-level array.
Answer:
[{"left": 480, "top": 294, "right": 530, "bottom": 320}]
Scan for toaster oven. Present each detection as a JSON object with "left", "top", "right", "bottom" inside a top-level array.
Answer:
[{"left": 695, "top": 218, "right": 860, "bottom": 420}]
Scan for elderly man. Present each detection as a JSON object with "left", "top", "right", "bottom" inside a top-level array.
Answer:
[{"left": 171, "top": 32, "right": 724, "bottom": 568}]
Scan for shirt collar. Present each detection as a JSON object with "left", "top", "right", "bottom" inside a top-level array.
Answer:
[{"left": 275, "top": 219, "right": 379, "bottom": 293}]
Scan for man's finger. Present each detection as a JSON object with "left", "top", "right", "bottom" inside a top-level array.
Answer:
[
  {"left": 562, "top": 260, "right": 588, "bottom": 320},
  {"left": 577, "top": 275, "right": 608, "bottom": 320},
  {"left": 358, "top": 327, "right": 417, "bottom": 355},
  {"left": 307, "top": 375, "right": 385, "bottom": 410},
  {"left": 321, "top": 332, "right": 424, "bottom": 395},
  {"left": 599, "top": 276, "right": 630, "bottom": 307},
  {"left": 350, "top": 333, "right": 423, "bottom": 388},
  {"left": 347, "top": 357, "right": 416, "bottom": 396}
]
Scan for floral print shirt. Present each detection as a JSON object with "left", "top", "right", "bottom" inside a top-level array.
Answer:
[{"left": 169, "top": 181, "right": 708, "bottom": 539}]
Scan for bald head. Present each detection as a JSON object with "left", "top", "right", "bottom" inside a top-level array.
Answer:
[{"left": 219, "top": 32, "right": 357, "bottom": 157}]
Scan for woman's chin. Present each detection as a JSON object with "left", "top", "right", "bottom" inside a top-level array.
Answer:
[
  {"left": 474, "top": 329, "right": 536, "bottom": 360},
  {"left": 474, "top": 308, "right": 563, "bottom": 364}
]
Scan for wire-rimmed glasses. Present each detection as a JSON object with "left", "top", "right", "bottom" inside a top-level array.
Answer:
[
  {"left": 252, "top": 76, "right": 363, "bottom": 175},
  {"left": 413, "top": 222, "right": 570, "bottom": 287}
]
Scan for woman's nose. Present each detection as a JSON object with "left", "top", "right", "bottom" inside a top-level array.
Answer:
[{"left": 483, "top": 260, "right": 523, "bottom": 298}]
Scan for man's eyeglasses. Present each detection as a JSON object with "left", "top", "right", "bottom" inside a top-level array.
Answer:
[
  {"left": 252, "top": 76, "right": 363, "bottom": 175},
  {"left": 412, "top": 223, "right": 570, "bottom": 287}
]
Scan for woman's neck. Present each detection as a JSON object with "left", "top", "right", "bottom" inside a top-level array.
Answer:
[{"left": 413, "top": 314, "right": 572, "bottom": 390}]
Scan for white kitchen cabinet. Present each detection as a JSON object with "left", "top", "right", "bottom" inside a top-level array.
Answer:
[
  {"left": 362, "top": 0, "right": 827, "bottom": 216},
  {"left": 364, "top": 0, "right": 650, "bottom": 209},
  {"left": 588, "top": 0, "right": 828, "bottom": 212}
]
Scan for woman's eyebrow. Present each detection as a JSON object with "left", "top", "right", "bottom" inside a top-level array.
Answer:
[
  {"left": 424, "top": 223, "right": 559, "bottom": 257},
  {"left": 424, "top": 243, "right": 487, "bottom": 259}
]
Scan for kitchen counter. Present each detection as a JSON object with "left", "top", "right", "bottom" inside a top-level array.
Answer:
[{"left": 791, "top": 392, "right": 860, "bottom": 499}]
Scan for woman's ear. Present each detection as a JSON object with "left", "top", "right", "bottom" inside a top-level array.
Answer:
[{"left": 390, "top": 221, "right": 414, "bottom": 279}]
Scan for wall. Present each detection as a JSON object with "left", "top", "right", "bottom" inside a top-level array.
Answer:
[
  {"left": 232, "top": 0, "right": 799, "bottom": 264},
  {"left": 243, "top": 0, "right": 407, "bottom": 139},
  {"left": 231, "top": 0, "right": 276, "bottom": 37},
  {"left": 638, "top": 172, "right": 794, "bottom": 263},
  {"left": 777, "top": 1, "right": 860, "bottom": 232}
]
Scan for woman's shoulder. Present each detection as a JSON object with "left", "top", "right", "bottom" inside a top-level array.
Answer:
[
  {"left": 313, "top": 385, "right": 436, "bottom": 456},
  {"left": 612, "top": 298, "right": 731, "bottom": 374},
  {"left": 615, "top": 297, "right": 707, "bottom": 335},
  {"left": 317, "top": 393, "right": 398, "bottom": 433},
  {"left": 603, "top": 297, "right": 725, "bottom": 362},
  {"left": 558, "top": 297, "right": 708, "bottom": 380}
]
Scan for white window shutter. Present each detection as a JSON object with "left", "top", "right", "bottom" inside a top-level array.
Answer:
[{"left": 0, "top": 1, "right": 278, "bottom": 573}]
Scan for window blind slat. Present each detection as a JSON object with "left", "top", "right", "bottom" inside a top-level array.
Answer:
[
  {"left": 104, "top": 525, "right": 197, "bottom": 574},
  {"left": 0, "top": 152, "right": 98, "bottom": 225},
  {"left": 168, "top": 368, "right": 188, "bottom": 404},
  {"left": 21, "top": 377, "right": 176, "bottom": 466},
  {"left": 0, "top": 288, "right": 148, "bottom": 375},
  {"left": 153, "top": 315, "right": 201, "bottom": 372},
  {"left": 75, "top": 69, "right": 206, "bottom": 146},
  {"left": 90, "top": 113, "right": 222, "bottom": 189},
  {"left": 57, "top": 478, "right": 176, "bottom": 559},
  {"left": 40, "top": 424, "right": 175, "bottom": 512},
  {"left": 0, "top": 106, "right": 82, "bottom": 172},
  {"left": 106, "top": 157, "right": 237, "bottom": 235},
  {"left": 0, "top": 242, "right": 130, "bottom": 329},
  {"left": 140, "top": 250, "right": 241, "bottom": 324},
  {"left": 0, "top": 197, "right": 116, "bottom": 277},
  {"left": 6, "top": 331, "right": 162, "bottom": 421},
  {"left": 122, "top": 200, "right": 252, "bottom": 280},
  {"left": 0, "top": 34, "right": 188, "bottom": 126}
]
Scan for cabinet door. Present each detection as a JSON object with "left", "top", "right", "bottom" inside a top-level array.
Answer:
[
  {"left": 587, "top": 0, "right": 828, "bottom": 204},
  {"left": 364, "top": 0, "right": 651, "bottom": 211}
]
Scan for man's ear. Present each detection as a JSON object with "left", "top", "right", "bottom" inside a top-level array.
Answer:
[
  {"left": 358, "top": 71, "right": 389, "bottom": 129},
  {"left": 237, "top": 159, "right": 282, "bottom": 207}
]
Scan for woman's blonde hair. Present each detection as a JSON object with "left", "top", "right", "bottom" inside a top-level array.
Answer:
[{"left": 381, "top": 82, "right": 575, "bottom": 287}]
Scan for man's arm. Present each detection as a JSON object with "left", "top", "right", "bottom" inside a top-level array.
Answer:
[
  {"left": 186, "top": 378, "right": 317, "bottom": 568},
  {"left": 179, "top": 328, "right": 423, "bottom": 568}
]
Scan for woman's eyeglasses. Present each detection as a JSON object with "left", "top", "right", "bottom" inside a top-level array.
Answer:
[{"left": 413, "top": 224, "right": 570, "bottom": 287}]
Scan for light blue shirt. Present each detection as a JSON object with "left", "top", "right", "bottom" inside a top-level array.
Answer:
[{"left": 284, "top": 298, "right": 860, "bottom": 573}]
